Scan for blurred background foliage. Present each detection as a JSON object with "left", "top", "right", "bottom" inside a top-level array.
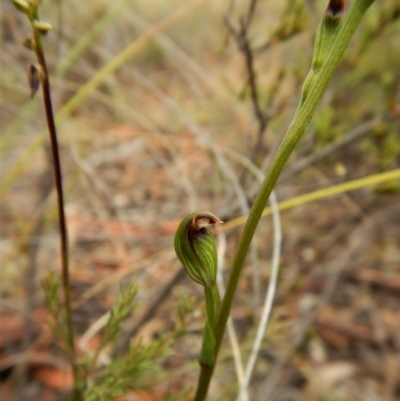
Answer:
[{"left": 0, "top": 0, "right": 399, "bottom": 400}]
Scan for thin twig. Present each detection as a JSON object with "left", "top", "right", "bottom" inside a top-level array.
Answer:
[
  {"left": 224, "top": 13, "right": 267, "bottom": 137},
  {"left": 244, "top": 0, "right": 259, "bottom": 30},
  {"left": 237, "top": 190, "right": 282, "bottom": 401},
  {"left": 224, "top": 0, "right": 279, "bottom": 182}
]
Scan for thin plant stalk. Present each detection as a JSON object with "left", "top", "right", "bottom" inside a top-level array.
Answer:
[
  {"left": 193, "top": 0, "right": 376, "bottom": 399},
  {"left": 216, "top": 233, "right": 249, "bottom": 401},
  {"left": 31, "top": 23, "right": 82, "bottom": 401},
  {"left": 237, "top": 190, "right": 282, "bottom": 401}
]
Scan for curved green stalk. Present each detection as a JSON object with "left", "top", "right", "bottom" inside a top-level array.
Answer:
[{"left": 193, "top": 0, "right": 377, "bottom": 399}]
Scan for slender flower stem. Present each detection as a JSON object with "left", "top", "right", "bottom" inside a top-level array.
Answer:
[
  {"left": 193, "top": 0, "right": 376, "bottom": 399},
  {"left": 204, "top": 285, "right": 220, "bottom": 328},
  {"left": 32, "top": 29, "right": 81, "bottom": 401},
  {"left": 194, "top": 365, "right": 214, "bottom": 401}
]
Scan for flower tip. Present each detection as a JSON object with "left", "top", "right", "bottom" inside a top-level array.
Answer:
[
  {"left": 192, "top": 213, "right": 223, "bottom": 231},
  {"left": 12, "top": 0, "right": 29, "bottom": 13},
  {"left": 33, "top": 20, "right": 53, "bottom": 36},
  {"left": 326, "top": 0, "right": 346, "bottom": 18}
]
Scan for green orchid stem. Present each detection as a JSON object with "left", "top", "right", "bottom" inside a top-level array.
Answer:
[
  {"left": 193, "top": 1, "right": 376, "bottom": 399},
  {"left": 194, "top": 365, "right": 214, "bottom": 401},
  {"left": 198, "top": 285, "right": 220, "bottom": 369},
  {"left": 30, "top": 11, "right": 82, "bottom": 401},
  {"left": 204, "top": 284, "right": 220, "bottom": 328}
]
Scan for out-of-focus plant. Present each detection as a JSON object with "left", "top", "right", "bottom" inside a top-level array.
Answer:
[
  {"left": 10, "top": 0, "right": 80, "bottom": 398},
  {"left": 10, "top": 1, "right": 169, "bottom": 400}
]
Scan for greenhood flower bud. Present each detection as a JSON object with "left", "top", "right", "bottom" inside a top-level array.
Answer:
[
  {"left": 12, "top": 0, "right": 30, "bottom": 14},
  {"left": 32, "top": 20, "right": 53, "bottom": 35},
  {"left": 174, "top": 211, "right": 222, "bottom": 288},
  {"left": 27, "top": 63, "right": 41, "bottom": 99}
]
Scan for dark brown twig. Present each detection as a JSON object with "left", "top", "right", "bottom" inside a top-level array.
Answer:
[
  {"left": 31, "top": 25, "right": 81, "bottom": 401},
  {"left": 224, "top": 0, "right": 279, "bottom": 174}
]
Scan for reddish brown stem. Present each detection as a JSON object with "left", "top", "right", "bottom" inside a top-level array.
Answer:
[{"left": 33, "top": 31, "right": 81, "bottom": 401}]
